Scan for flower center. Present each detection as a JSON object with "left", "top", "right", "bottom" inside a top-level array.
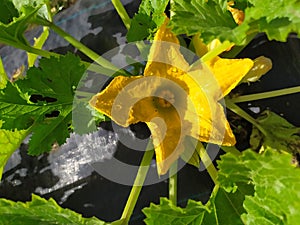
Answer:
[{"left": 156, "top": 89, "right": 175, "bottom": 108}]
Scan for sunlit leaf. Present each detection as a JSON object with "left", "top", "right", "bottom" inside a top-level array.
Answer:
[
  {"left": 0, "top": 122, "right": 27, "bottom": 180},
  {"left": 0, "top": 54, "right": 86, "bottom": 155},
  {"left": 143, "top": 184, "right": 253, "bottom": 224},
  {"left": 170, "top": 0, "right": 300, "bottom": 44},
  {"left": 0, "top": 0, "right": 51, "bottom": 49},
  {"left": 0, "top": 58, "right": 8, "bottom": 89},
  {"left": 218, "top": 149, "right": 300, "bottom": 224},
  {"left": 0, "top": 194, "right": 105, "bottom": 225},
  {"left": 127, "top": 0, "right": 169, "bottom": 41}
]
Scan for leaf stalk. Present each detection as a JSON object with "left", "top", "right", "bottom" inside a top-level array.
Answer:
[{"left": 120, "top": 144, "right": 154, "bottom": 225}]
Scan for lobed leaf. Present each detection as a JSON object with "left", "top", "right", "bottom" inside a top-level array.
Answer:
[
  {"left": 127, "top": 0, "right": 169, "bottom": 42},
  {"left": 0, "top": 58, "right": 8, "bottom": 89},
  {"left": 0, "top": 194, "right": 105, "bottom": 225},
  {"left": 244, "top": 0, "right": 300, "bottom": 41},
  {"left": 170, "top": 0, "right": 300, "bottom": 45},
  {"left": 0, "top": 0, "right": 51, "bottom": 48},
  {"left": 0, "top": 123, "right": 27, "bottom": 180},
  {"left": 170, "top": 0, "right": 246, "bottom": 44},
  {"left": 143, "top": 184, "right": 253, "bottom": 224},
  {"left": 218, "top": 149, "right": 300, "bottom": 225},
  {"left": 144, "top": 149, "right": 300, "bottom": 224},
  {"left": 0, "top": 54, "right": 86, "bottom": 155}
]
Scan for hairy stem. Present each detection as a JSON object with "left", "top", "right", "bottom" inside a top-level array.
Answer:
[
  {"left": 198, "top": 143, "right": 218, "bottom": 184},
  {"left": 19, "top": 43, "right": 59, "bottom": 59},
  {"left": 49, "top": 22, "right": 120, "bottom": 72},
  {"left": 201, "top": 41, "right": 233, "bottom": 62},
  {"left": 169, "top": 160, "right": 178, "bottom": 205},
  {"left": 111, "top": 0, "right": 131, "bottom": 30},
  {"left": 225, "top": 99, "right": 268, "bottom": 136},
  {"left": 231, "top": 86, "right": 300, "bottom": 103},
  {"left": 120, "top": 145, "right": 154, "bottom": 224}
]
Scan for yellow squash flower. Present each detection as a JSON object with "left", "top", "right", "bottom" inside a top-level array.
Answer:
[
  {"left": 227, "top": 1, "right": 245, "bottom": 25},
  {"left": 90, "top": 18, "right": 254, "bottom": 175}
]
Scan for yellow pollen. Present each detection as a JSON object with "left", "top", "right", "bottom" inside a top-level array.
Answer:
[
  {"left": 157, "top": 89, "right": 175, "bottom": 108},
  {"left": 172, "top": 67, "right": 178, "bottom": 72}
]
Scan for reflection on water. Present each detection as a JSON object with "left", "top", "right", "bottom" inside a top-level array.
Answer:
[
  {"left": 35, "top": 129, "right": 118, "bottom": 200},
  {"left": 1, "top": 128, "right": 119, "bottom": 204}
]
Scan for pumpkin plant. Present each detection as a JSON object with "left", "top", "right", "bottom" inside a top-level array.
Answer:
[{"left": 0, "top": 0, "right": 300, "bottom": 224}]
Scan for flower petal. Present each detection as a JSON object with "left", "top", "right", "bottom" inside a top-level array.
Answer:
[
  {"left": 180, "top": 71, "right": 236, "bottom": 145},
  {"left": 89, "top": 75, "right": 160, "bottom": 126},
  {"left": 146, "top": 110, "right": 185, "bottom": 175},
  {"left": 206, "top": 57, "right": 254, "bottom": 98},
  {"left": 186, "top": 102, "right": 236, "bottom": 146},
  {"left": 144, "top": 17, "right": 189, "bottom": 78}
]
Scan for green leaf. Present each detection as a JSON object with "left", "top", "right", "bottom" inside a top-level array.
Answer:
[
  {"left": 29, "top": 111, "right": 73, "bottom": 154},
  {"left": 0, "top": 54, "right": 86, "bottom": 155},
  {"left": 143, "top": 184, "right": 253, "bottom": 224},
  {"left": 0, "top": 194, "right": 105, "bottom": 225},
  {"left": 170, "top": 0, "right": 300, "bottom": 45},
  {"left": 17, "top": 53, "right": 83, "bottom": 104},
  {"left": 170, "top": 0, "right": 245, "bottom": 44},
  {"left": 0, "top": 0, "right": 19, "bottom": 25},
  {"left": 244, "top": 0, "right": 300, "bottom": 41},
  {"left": 126, "top": 0, "right": 169, "bottom": 42},
  {"left": 145, "top": 149, "right": 300, "bottom": 224},
  {"left": 72, "top": 101, "right": 103, "bottom": 135},
  {"left": 0, "top": 57, "right": 8, "bottom": 89},
  {"left": 218, "top": 149, "right": 300, "bottom": 224},
  {"left": 0, "top": 123, "right": 27, "bottom": 180},
  {"left": 127, "top": 13, "right": 156, "bottom": 42},
  {"left": 138, "top": 0, "right": 169, "bottom": 26},
  {"left": 143, "top": 198, "right": 207, "bottom": 224},
  {"left": 0, "top": 0, "right": 51, "bottom": 49},
  {"left": 250, "top": 110, "right": 300, "bottom": 155}
]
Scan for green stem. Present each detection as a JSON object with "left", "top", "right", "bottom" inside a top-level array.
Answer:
[
  {"left": 1, "top": 39, "right": 104, "bottom": 72},
  {"left": 111, "top": 0, "right": 131, "bottom": 30},
  {"left": 28, "top": 26, "right": 50, "bottom": 67},
  {"left": 120, "top": 145, "right": 154, "bottom": 225},
  {"left": 7, "top": 41, "right": 59, "bottom": 59},
  {"left": 197, "top": 143, "right": 218, "bottom": 184},
  {"left": 225, "top": 99, "right": 268, "bottom": 136},
  {"left": 49, "top": 22, "right": 120, "bottom": 72},
  {"left": 221, "top": 146, "right": 241, "bottom": 156},
  {"left": 231, "top": 86, "right": 300, "bottom": 103},
  {"left": 169, "top": 160, "right": 178, "bottom": 205},
  {"left": 200, "top": 40, "right": 232, "bottom": 62}
]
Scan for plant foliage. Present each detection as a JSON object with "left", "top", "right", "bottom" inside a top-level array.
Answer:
[
  {"left": 127, "top": 0, "right": 169, "bottom": 41},
  {"left": 0, "top": 194, "right": 105, "bottom": 225},
  {"left": 0, "top": 54, "right": 86, "bottom": 155},
  {"left": 170, "top": 0, "right": 300, "bottom": 44},
  {"left": 0, "top": 0, "right": 50, "bottom": 48},
  {"left": 144, "top": 150, "right": 300, "bottom": 224}
]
